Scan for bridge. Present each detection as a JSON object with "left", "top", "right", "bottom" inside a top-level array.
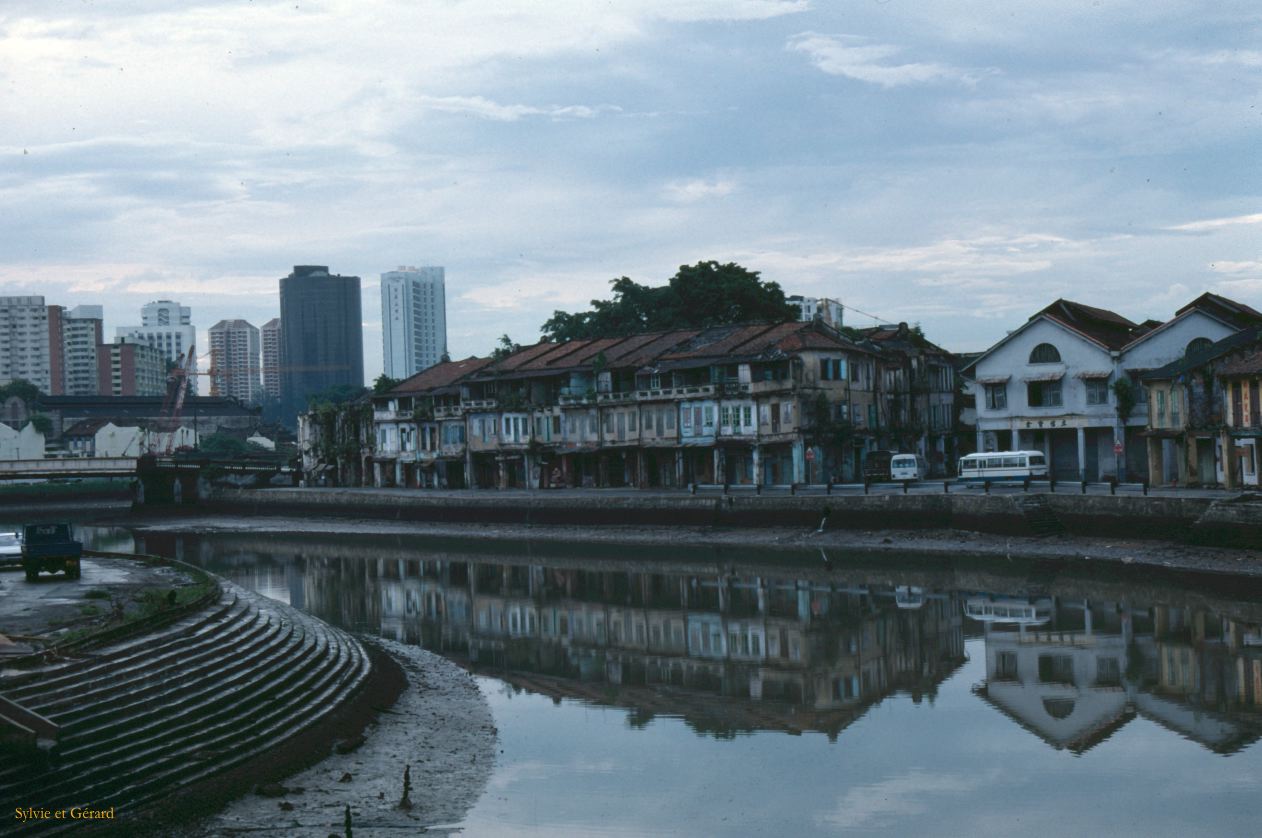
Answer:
[{"left": 0, "top": 457, "right": 297, "bottom": 504}]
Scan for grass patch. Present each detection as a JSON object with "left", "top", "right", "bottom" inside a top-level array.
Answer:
[
  {"left": 78, "top": 603, "right": 102, "bottom": 617},
  {"left": 82, "top": 588, "right": 111, "bottom": 600}
]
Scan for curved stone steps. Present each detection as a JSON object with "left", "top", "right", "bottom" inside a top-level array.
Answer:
[
  {"left": 0, "top": 589, "right": 244, "bottom": 700},
  {"left": 19, "top": 603, "right": 272, "bottom": 718},
  {"left": 0, "top": 583, "right": 371, "bottom": 836}
]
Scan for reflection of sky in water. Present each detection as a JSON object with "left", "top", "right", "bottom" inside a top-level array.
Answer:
[
  {"left": 55, "top": 526, "right": 1262, "bottom": 835},
  {"left": 460, "top": 646, "right": 1259, "bottom": 837}
]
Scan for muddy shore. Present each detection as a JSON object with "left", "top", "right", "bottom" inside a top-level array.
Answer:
[{"left": 127, "top": 513, "right": 1262, "bottom": 578}]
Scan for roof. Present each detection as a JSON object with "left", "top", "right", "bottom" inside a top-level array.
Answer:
[
  {"left": 1175, "top": 292, "right": 1262, "bottom": 329},
  {"left": 1037, "top": 299, "right": 1139, "bottom": 351},
  {"left": 62, "top": 417, "right": 115, "bottom": 437},
  {"left": 1142, "top": 326, "right": 1262, "bottom": 381},
  {"left": 389, "top": 356, "right": 493, "bottom": 394},
  {"left": 1218, "top": 349, "right": 1262, "bottom": 377}
]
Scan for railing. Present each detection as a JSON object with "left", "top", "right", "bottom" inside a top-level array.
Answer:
[
  {"left": 463, "top": 398, "right": 499, "bottom": 410},
  {"left": 434, "top": 405, "right": 462, "bottom": 419}
]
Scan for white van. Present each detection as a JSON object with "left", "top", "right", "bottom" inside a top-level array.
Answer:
[{"left": 889, "top": 453, "right": 928, "bottom": 481}]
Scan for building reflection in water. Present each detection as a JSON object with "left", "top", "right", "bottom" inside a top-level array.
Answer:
[
  {"left": 153, "top": 532, "right": 1262, "bottom": 753},
  {"left": 972, "top": 594, "right": 1262, "bottom": 754}
]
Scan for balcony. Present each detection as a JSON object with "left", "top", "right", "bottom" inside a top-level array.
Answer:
[
  {"left": 462, "top": 398, "right": 499, "bottom": 411},
  {"left": 434, "top": 405, "right": 462, "bottom": 420},
  {"left": 558, "top": 393, "right": 595, "bottom": 406},
  {"left": 596, "top": 391, "right": 635, "bottom": 404}
]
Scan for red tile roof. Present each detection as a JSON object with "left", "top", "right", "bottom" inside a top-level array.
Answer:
[
  {"left": 1036, "top": 299, "right": 1139, "bottom": 350},
  {"left": 1218, "top": 349, "right": 1262, "bottom": 377},
  {"left": 390, "top": 356, "right": 493, "bottom": 394}
]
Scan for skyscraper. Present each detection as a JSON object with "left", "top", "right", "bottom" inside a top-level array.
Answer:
[
  {"left": 208, "top": 319, "right": 262, "bottom": 404},
  {"left": 279, "top": 265, "right": 363, "bottom": 420},
  {"left": 261, "top": 318, "right": 282, "bottom": 402},
  {"left": 58, "top": 305, "right": 104, "bottom": 395},
  {"left": 0, "top": 296, "right": 52, "bottom": 392},
  {"left": 116, "top": 299, "right": 198, "bottom": 394},
  {"left": 380, "top": 266, "right": 447, "bottom": 379},
  {"left": 96, "top": 338, "right": 165, "bottom": 396}
]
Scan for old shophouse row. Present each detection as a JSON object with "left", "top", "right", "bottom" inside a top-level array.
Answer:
[{"left": 301, "top": 320, "right": 960, "bottom": 490}]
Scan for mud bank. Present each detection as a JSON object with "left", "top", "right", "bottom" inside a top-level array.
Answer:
[
  {"left": 179, "top": 641, "right": 496, "bottom": 837},
  {"left": 199, "top": 487, "right": 1262, "bottom": 549},
  {"left": 129, "top": 513, "right": 1262, "bottom": 579}
]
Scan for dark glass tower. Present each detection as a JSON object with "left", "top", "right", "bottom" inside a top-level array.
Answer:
[{"left": 278, "top": 265, "right": 364, "bottom": 421}]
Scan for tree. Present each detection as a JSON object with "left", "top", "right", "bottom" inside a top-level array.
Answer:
[
  {"left": 306, "top": 384, "right": 368, "bottom": 409},
  {"left": 541, "top": 261, "right": 799, "bottom": 341},
  {"left": 373, "top": 374, "right": 401, "bottom": 394},
  {"left": 491, "top": 334, "right": 521, "bottom": 360},
  {"left": 0, "top": 378, "right": 42, "bottom": 404},
  {"left": 29, "top": 413, "right": 52, "bottom": 436}
]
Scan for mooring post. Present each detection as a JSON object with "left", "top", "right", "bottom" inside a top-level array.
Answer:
[
  {"left": 1143, "top": 479, "right": 1149, "bottom": 496},
  {"left": 790, "top": 483, "right": 796, "bottom": 496},
  {"left": 943, "top": 480, "right": 949, "bottom": 494},
  {"left": 984, "top": 480, "right": 990, "bottom": 495},
  {"left": 690, "top": 482, "right": 696, "bottom": 495},
  {"left": 826, "top": 481, "right": 832, "bottom": 495},
  {"left": 1110, "top": 480, "right": 1116, "bottom": 496},
  {"left": 864, "top": 478, "right": 870, "bottom": 496},
  {"left": 1081, "top": 480, "right": 1087, "bottom": 495},
  {"left": 902, "top": 480, "right": 909, "bottom": 495},
  {"left": 1023, "top": 477, "right": 1030, "bottom": 492}
]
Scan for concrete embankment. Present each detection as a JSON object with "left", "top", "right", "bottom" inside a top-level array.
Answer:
[{"left": 203, "top": 487, "right": 1262, "bottom": 548}]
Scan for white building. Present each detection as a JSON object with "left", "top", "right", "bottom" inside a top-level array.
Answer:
[
  {"left": 787, "top": 295, "right": 844, "bottom": 330},
  {"left": 965, "top": 296, "right": 1258, "bottom": 481},
  {"left": 0, "top": 296, "right": 52, "bottom": 392},
  {"left": 209, "top": 319, "right": 261, "bottom": 404},
  {"left": 381, "top": 266, "right": 447, "bottom": 379},
  {"left": 261, "top": 317, "right": 282, "bottom": 401},
  {"left": 58, "top": 305, "right": 103, "bottom": 395},
  {"left": 93, "top": 422, "right": 197, "bottom": 457},
  {"left": 0, "top": 422, "right": 46, "bottom": 460},
  {"left": 116, "top": 299, "right": 198, "bottom": 395}
]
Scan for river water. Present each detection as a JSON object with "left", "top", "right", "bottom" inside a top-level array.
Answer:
[{"left": 73, "top": 526, "right": 1262, "bottom": 835}]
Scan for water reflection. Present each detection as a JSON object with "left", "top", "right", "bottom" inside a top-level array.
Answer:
[
  {"left": 975, "top": 596, "right": 1262, "bottom": 754},
  {"left": 137, "top": 531, "right": 1262, "bottom": 755}
]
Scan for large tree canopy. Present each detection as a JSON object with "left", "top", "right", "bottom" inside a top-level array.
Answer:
[{"left": 540, "top": 261, "right": 798, "bottom": 341}]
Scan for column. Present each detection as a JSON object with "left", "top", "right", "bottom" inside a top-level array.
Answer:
[
  {"left": 975, "top": 429, "right": 984, "bottom": 454},
  {"left": 1010, "top": 426, "right": 1019, "bottom": 451},
  {"left": 465, "top": 448, "right": 476, "bottom": 489},
  {"left": 791, "top": 439, "right": 805, "bottom": 484},
  {"left": 373, "top": 461, "right": 384, "bottom": 488},
  {"left": 1076, "top": 426, "right": 1086, "bottom": 481},
  {"left": 394, "top": 460, "right": 404, "bottom": 488},
  {"left": 752, "top": 444, "right": 762, "bottom": 486},
  {"left": 675, "top": 449, "right": 685, "bottom": 487},
  {"left": 713, "top": 447, "right": 724, "bottom": 485}
]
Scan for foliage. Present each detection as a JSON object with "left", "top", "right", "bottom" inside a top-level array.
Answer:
[
  {"left": 0, "top": 378, "right": 42, "bottom": 404},
  {"left": 306, "top": 384, "right": 368, "bottom": 409},
  {"left": 804, "top": 393, "right": 855, "bottom": 452},
  {"left": 491, "top": 334, "right": 521, "bottom": 360},
  {"left": 541, "top": 261, "right": 799, "bottom": 341},
  {"left": 373, "top": 374, "right": 402, "bottom": 394},
  {"left": 197, "top": 433, "right": 253, "bottom": 457},
  {"left": 29, "top": 413, "right": 52, "bottom": 436},
  {"left": 1113, "top": 377, "right": 1136, "bottom": 422}
]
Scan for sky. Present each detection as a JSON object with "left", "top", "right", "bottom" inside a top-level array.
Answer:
[{"left": 2, "top": 0, "right": 1260, "bottom": 380}]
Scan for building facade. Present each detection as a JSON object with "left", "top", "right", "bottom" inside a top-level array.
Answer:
[
  {"left": 208, "top": 319, "right": 262, "bottom": 404},
  {"left": 57, "top": 305, "right": 104, "bottom": 395},
  {"left": 348, "top": 321, "right": 912, "bottom": 491},
  {"left": 787, "top": 295, "right": 844, "bottom": 330},
  {"left": 381, "top": 266, "right": 447, "bottom": 379},
  {"left": 115, "top": 299, "right": 198, "bottom": 395},
  {"left": 966, "top": 296, "right": 1260, "bottom": 481},
  {"left": 0, "top": 296, "right": 52, "bottom": 392},
  {"left": 261, "top": 317, "right": 282, "bottom": 402},
  {"left": 96, "top": 338, "right": 166, "bottom": 397},
  {"left": 279, "top": 265, "right": 364, "bottom": 420}
]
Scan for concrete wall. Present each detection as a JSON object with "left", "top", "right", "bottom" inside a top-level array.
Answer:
[{"left": 205, "top": 487, "right": 1256, "bottom": 546}]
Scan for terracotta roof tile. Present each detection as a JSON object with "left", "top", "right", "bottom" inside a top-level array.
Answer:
[{"left": 390, "top": 356, "right": 493, "bottom": 394}]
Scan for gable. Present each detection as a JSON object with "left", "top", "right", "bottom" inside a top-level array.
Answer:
[
  {"left": 971, "top": 316, "right": 1113, "bottom": 380},
  {"left": 1121, "top": 310, "right": 1241, "bottom": 371}
]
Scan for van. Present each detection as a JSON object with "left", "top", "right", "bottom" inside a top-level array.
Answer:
[{"left": 889, "top": 453, "right": 928, "bottom": 481}]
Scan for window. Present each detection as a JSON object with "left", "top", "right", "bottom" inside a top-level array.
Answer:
[
  {"left": 1027, "top": 379, "right": 1063, "bottom": 407},
  {"left": 1156, "top": 390, "right": 1166, "bottom": 426},
  {"left": 720, "top": 406, "right": 732, "bottom": 427},
  {"left": 1186, "top": 337, "right": 1212, "bottom": 356},
  {"left": 666, "top": 410, "right": 676, "bottom": 430},
  {"left": 819, "top": 358, "right": 847, "bottom": 381},
  {"left": 995, "top": 651, "right": 1019, "bottom": 681},
  {"left": 985, "top": 384, "right": 1007, "bottom": 410},
  {"left": 1029, "top": 343, "right": 1061, "bottom": 364},
  {"left": 1085, "top": 378, "right": 1109, "bottom": 405},
  {"left": 742, "top": 405, "right": 753, "bottom": 427},
  {"left": 1038, "top": 654, "right": 1075, "bottom": 684}
]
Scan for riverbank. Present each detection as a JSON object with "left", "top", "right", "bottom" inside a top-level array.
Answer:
[
  {"left": 199, "top": 485, "right": 1262, "bottom": 549},
  {"left": 129, "top": 512, "right": 1262, "bottom": 579}
]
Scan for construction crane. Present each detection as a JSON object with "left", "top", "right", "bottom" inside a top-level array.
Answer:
[{"left": 157, "top": 346, "right": 196, "bottom": 454}]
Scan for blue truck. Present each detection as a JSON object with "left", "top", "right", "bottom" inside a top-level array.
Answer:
[{"left": 21, "top": 523, "right": 82, "bottom": 582}]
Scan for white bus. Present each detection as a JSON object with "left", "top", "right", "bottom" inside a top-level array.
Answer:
[
  {"left": 964, "top": 595, "right": 1053, "bottom": 625},
  {"left": 890, "top": 453, "right": 929, "bottom": 481},
  {"left": 957, "top": 450, "right": 1049, "bottom": 483}
]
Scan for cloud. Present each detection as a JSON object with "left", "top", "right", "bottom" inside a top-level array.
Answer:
[
  {"left": 459, "top": 273, "right": 605, "bottom": 312},
  {"left": 1168, "top": 213, "right": 1262, "bottom": 233},
  {"left": 817, "top": 771, "right": 984, "bottom": 830},
  {"left": 663, "top": 177, "right": 736, "bottom": 203},
  {"left": 788, "top": 32, "right": 984, "bottom": 87},
  {"left": 1209, "top": 260, "right": 1262, "bottom": 276},
  {"left": 415, "top": 95, "right": 621, "bottom": 122}
]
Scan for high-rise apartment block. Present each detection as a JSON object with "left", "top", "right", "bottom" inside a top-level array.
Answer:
[
  {"left": 381, "top": 266, "right": 447, "bottom": 379},
  {"left": 96, "top": 338, "right": 166, "bottom": 396},
  {"left": 209, "top": 319, "right": 262, "bottom": 404},
  {"left": 56, "top": 305, "right": 104, "bottom": 395},
  {"left": 279, "top": 266, "right": 364, "bottom": 419},
  {"left": 116, "top": 299, "right": 198, "bottom": 395},
  {"left": 261, "top": 318, "right": 282, "bottom": 402},
  {"left": 0, "top": 296, "right": 52, "bottom": 391}
]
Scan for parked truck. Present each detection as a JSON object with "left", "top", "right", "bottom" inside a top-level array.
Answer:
[{"left": 21, "top": 523, "right": 82, "bottom": 582}]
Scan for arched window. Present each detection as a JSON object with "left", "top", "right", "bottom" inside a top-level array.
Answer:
[
  {"left": 1186, "top": 337, "right": 1212, "bottom": 356},
  {"left": 1029, "top": 343, "right": 1061, "bottom": 364},
  {"left": 1043, "top": 698, "right": 1075, "bottom": 720}
]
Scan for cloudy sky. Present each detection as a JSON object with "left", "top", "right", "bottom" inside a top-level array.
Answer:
[{"left": 3, "top": 0, "right": 1259, "bottom": 378}]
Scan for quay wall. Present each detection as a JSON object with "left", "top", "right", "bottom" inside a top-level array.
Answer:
[{"left": 204, "top": 488, "right": 1261, "bottom": 546}]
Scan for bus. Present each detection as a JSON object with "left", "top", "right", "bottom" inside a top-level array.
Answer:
[
  {"left": 957, "top": 451, "right": 1048, "bottom": 483},
  {"left": 890, "top": 453, "right": 929, "bottom": 481}
]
